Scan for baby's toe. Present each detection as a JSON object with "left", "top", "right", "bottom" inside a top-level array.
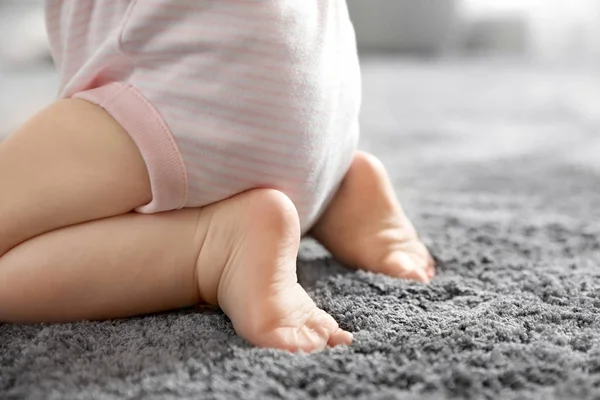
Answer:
[
  {"left": 328, "top": 328, "right": 353, "bottom": 347},
  {"left": 383, "top": 251, "right": 431, "bottom": 283},
  {"left": 302, "top": 308, "right": 352, "bottom": 351}
]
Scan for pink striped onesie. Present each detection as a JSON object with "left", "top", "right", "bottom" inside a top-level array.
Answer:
[{"left": 45, "top": 0, "right": 361, "bottom": 233}]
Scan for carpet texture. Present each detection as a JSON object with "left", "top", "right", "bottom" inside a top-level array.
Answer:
[{"left": 1, "top": 59, "right": 600, "bottom": 399}]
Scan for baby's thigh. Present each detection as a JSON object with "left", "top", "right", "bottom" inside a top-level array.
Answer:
[{"left": 0, "top": 99, "right": 151, "bottom": 255}]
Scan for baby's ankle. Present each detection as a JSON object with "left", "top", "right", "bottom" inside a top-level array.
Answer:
[{"left": 192, "top": 189, "right": 301, "bottom": 308}]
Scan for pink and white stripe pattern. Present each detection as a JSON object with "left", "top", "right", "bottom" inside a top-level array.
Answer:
[{"left": 45, "top": 0, "right": 361, "bottom": 232}]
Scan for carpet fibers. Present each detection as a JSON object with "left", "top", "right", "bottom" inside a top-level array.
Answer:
[{"left": 1, "top": 59, "right": 600, "bottom": 399}]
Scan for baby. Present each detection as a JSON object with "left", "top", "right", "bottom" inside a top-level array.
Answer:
[{"left": 0, "top": 0, "right": 434, "bottom": 352}]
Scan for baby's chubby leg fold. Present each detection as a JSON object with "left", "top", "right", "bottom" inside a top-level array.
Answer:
[{"left": 311, "top": 151, "right": 435, "bottom": 282}]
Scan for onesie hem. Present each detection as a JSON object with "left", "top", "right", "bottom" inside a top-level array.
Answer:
[{"left": 73, "top": 82, "right": 188, "bottom": 213}]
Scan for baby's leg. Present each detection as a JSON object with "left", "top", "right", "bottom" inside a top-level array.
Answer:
[
  {"left": 311, "top": 152, "right": 435, "bottom": 282},
  {"left": 0, "top": 189, "right": 352, "bottom": 352},
  {"left": 0, "top": 98, "right": 151, "bottom": 256},
  {"left": 0, "top": 208, "right": 204, "bottom": 322},
  {"left": 0, "top": 98, "right": 350, "bottom": 351}
]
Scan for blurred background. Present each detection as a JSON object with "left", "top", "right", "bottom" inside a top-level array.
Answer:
[{"left": 0, "top": 0, "right": 599, "bottom": 154}]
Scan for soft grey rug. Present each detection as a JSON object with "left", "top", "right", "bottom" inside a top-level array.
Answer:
[{"left": 2, "top": 59, "right": 600, "bottom": 399}]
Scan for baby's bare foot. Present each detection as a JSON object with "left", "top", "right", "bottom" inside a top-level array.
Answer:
[
  {"left": 311, "top": 152, "right": 435, "bottom": 282},
  {"left": 197, "top": 189, "right": 352, "bottom": 352}
]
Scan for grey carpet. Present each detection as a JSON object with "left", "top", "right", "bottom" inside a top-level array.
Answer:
[{"left": 2, "top": 59, "right": 600, "bottom": 399}]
